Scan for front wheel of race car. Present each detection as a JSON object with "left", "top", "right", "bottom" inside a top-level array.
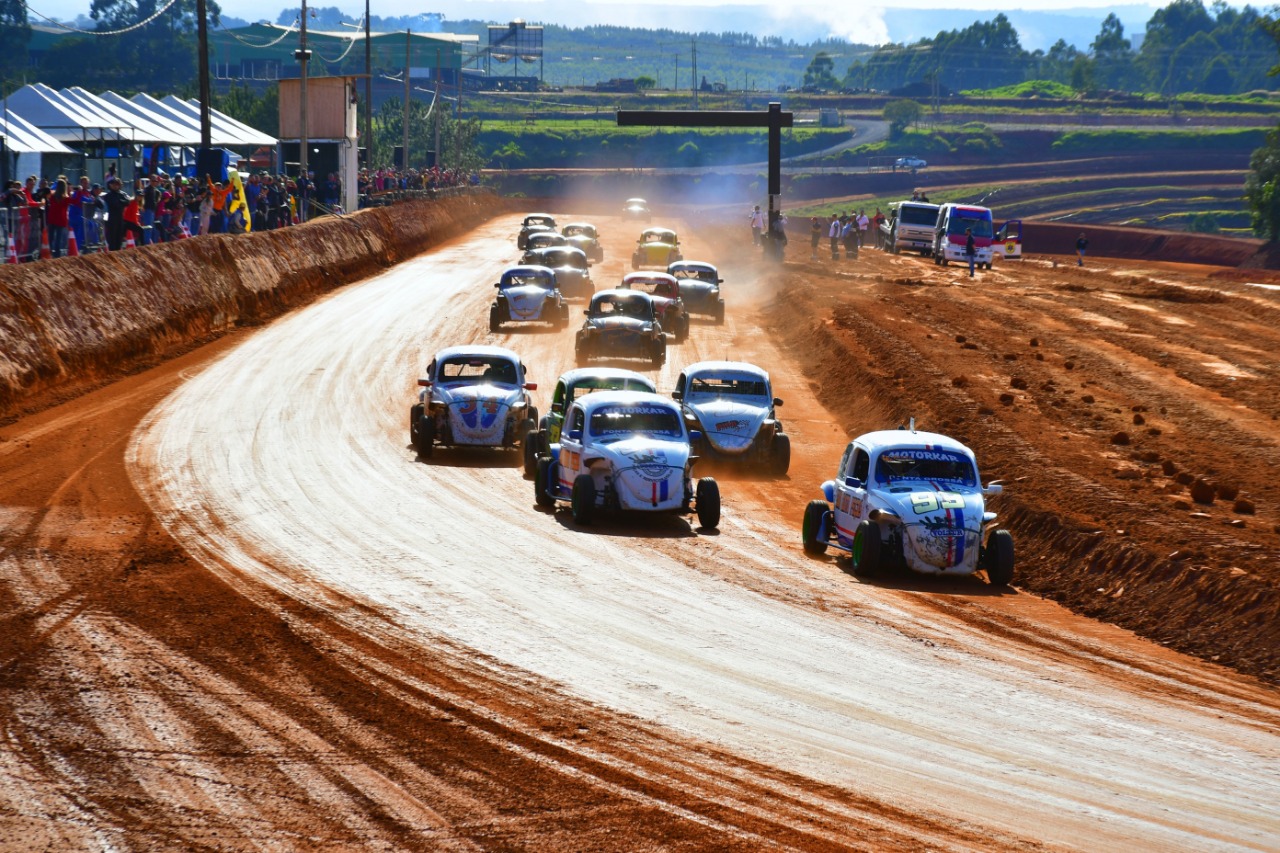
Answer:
[
  {"left": 650, "top": 338, "right": 666, "bottom": 366},
  {"left": 714, "top": 302, "right": 726, "bottom": 325},
  {"left": 802, "top": 500, "right": 830, "bottom": 555},
  {"left": 851, "top": 519, "right": 882, "bottom": 577},
  {"left": 523, "top": 433, "right": 539, "bottom": 477},
  {"left": 695, "top": 477, "right": 721, "bottom": 530},
  {"left": 409, "top": 403, "right": 423, "bottom": 440},
  {"left": 414, "top": 415, "right": 435, "bottom": 458},
  {"left": 676, "top": 315, "right": 690, "bottom": 342},
  {"left": 488, "top": 305, "right": 501, "bottom": 333},
  {"left": 571, "top": 474, "right": 596, "bottom": 525},
  {"left": 535, "top": 457, "right": 556, "bottom": 508},
  {"left": 558, "top": 305, "right": 570, "bottom": 329},
  {"left": 770, "top": 433, "right": 791, "bottom": 477},
  {"left": 985, "top": 529, "right": 1015, "bottom": 586}
]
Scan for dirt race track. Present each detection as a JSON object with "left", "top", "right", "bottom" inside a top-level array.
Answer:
[{"left": 2, "top": 213, "right": 1279, "bottom": 850}]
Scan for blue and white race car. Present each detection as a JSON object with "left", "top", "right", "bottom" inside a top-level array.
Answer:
[
  {"left": 410, "top": 345, "right": 538, "bottom": 461},
  {"left": 801, "top": 426, "right": 1013, "bottom": 585},
  {"left": 672, "top": 361, "right": 788, "bottom": 475},
  {"left": 534, "top": 390, "right": 720, "bottom": 530},
  {"left": 490, "top": 265, "right": 570, "bottom": 331}
]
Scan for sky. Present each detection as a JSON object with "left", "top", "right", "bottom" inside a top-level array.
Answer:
[{"left": 27, "top": 0, "right": 1258, "bottom": 51}]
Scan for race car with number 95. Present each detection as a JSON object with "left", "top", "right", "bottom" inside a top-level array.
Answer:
[{"left": 800, "top": 425, "right": 1013, "bottom": 585}]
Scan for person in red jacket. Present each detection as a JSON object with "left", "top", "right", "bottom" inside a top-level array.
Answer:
[{"left": 44, "top": 179, "right": 72, "bottom": 258}]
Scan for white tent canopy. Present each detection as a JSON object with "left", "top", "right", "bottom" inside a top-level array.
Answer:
[
  {"left": 63, "top": 87, "right": 197, "bottom": 146},
  {"left": 2, "top": 83, "right": 129, "bottom": 143},
  {"left": 1, "top": 109, "right": 76, "bottom": 154},
  {"left": 160, "top": 95, "right": 274, "bottom": 148},
  {"left": 184, "top": 99, "right": 276, "bottom": 148},
  {"left": 100, "top": 93, "right": 203, "bottom": 146}
]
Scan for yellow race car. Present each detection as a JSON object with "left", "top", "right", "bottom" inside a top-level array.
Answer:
[{"left": 631, "top": 227, "right": 683, "bottom": 269}]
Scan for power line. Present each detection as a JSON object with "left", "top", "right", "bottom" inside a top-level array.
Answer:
[{"left": 22, "top": 0, "right": 183, "bottom": 36}]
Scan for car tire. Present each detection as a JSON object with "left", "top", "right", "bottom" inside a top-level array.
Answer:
[
  {"left": 695, "top": 477, "right": 720, "bottom": 530},
  {"left": 651, "top": 338, "right": 666, "bottom": 366},
  {"left": 986, "top": 529, "right": 1015, "bottom": 586},
  {"left": 571, "top": 474, "right": 595, "bottom": 525},
  {"left": 409, "top": 403, "right": 423, "bottom": 439},
  {"left": 559, "top": 305, "right": 570, "bottom": 329},
  {"left": 802, "top": 499, "right": 830, "bottom": 555},
  {"left": 677, "top": 316, "right": 690, "bottom": 342},
  {"left": 414, "top": 415, "right": 435, "bottom": 458},
  {"left": 891, "top": 240, "right": 899, "bottom": 255},
  {"left": 523, "top": 431, "right": 539, "bottom": 477},
  {"left": 489, "top": 305, "right": 501, "bottom": 333},
  {"left": 535, "top": 457, "right": 556, "bottom": 508},
  {"left": 851, "top": 519, "right": 881, "bottom": 576},
  {"left": 714, "top": 302, "right": 725, "bottom": 325},
  {"left": 770, "top": 433, "right": 791, "bottom": 476}
]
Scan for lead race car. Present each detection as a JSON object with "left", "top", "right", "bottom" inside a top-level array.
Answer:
[
  {"left": 800, "top": 424, "right": 1014, "bottom": 585},
  {"left": 523, "top": 367, "right": 657, "bottom": 476},
  {"left": 409, "top": 345, "right": 539, "bottom": 461},
  {"left": 619, "top": 272, "right": 689, "bottom": 341},
  {"left": 575, "top": 289, "right": 667, "bottom": 366},
  {"left": 667, "top": 261, "right": 725, "bottom": 324},
  {"left": 672, "top": 361, "right": 788, "bottom": 475},
  {"left": 534, "top": 390, "right": 720, "bottom": 530},
  {"left": 490, "top": 265, "right": 569, "bottom": 331}
]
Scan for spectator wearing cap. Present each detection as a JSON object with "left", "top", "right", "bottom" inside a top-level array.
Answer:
[{"left": 102, "top": 177, "right": 144, "bottom": 251}]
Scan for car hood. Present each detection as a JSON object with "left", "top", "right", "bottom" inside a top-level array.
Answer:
[
  {"left": 678, "top": 281, "right": 719, "bottom": 301},
  {"left": 599, "top": 436, "right": 690, "bottom": 511},
  {"left": 436, "top": 383, "right": 522, "bottom": 443},
  {"left": 878, "top": 484, "right": 984, "bottom": 571},
  {"left": 500, "top": 285, "right": 553, "bottom": 318},
  {"left": 685, "top": 398, "right": 768, "bottom": 452}
]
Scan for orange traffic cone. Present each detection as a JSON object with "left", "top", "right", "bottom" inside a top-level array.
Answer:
[
  {"left": 124, "top": 232, "right": 136, "bottom": 249},
  {"left": 40, "top": 228, "right": 52, "bottom": 260},
  {"left": 66, "top": 229, "right": 79, "bottom": 257},
  {"left": 5, "top": 236, "right": 17, "bottom": 264}
]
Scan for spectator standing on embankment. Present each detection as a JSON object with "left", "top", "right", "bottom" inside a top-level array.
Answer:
[
  {"left": 45, "top": 180, "right": 71, "bottom": 258},
  {"left": 1076, "top": 232, "right": 1089, "bottom": 266},
  {"left": 102, "top": 177, "right": 144, "bottom": 251}
]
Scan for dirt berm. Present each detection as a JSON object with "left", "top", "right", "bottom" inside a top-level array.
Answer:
[{"left": 0, "top": 191, "right": 510, "bottom": 421}]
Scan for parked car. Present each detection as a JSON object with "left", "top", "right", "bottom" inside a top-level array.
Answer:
[
  {"left": 517, "top": 213, "right": 557, "bottom": 250},
  {"left": 409, "top": 345, "right": 539, "bottom": 461},
  {"left": 800, "top": 425, "right": 1013, "bottom": 585},
  {"left": 672, "top": 361, "right": 789, "bottom": 474},
  {"left": 523, "top": 367, "right": 657, "bottom": 475},
  {"left": 561, "top": 222, "right": 604, "bottom": 263},
  {"left": 575, "top": 289, "right": 666, "bottom": 366},
  {"left": 622, "top": 197, "right": 652, "bottom": 222},
  {"left": 490, "top": 265, "right": 569, "bottom": 332},
  {"left": 525, "top": 230, "right": 568, "bottom": 252},
  {"left": 631, "top": 227, "right": 682, "bottom": 269},
  {"left": 534, "top": 390, "right": 720, "bottom": 529},
  {"left": 519, "top": 246, "right": 594, "bottom": 300},
  {"left": 894, "top": 156, "right": 927, "bottom": 170},
  {"left": 666, "top": 261, "right": 725, "bottom": 324},
  {"left": 619, "top": 272, "right": 689, "bottom": 341}
]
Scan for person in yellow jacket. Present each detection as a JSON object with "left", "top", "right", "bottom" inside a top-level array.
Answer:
[{"left": 226, "top": 169, "right": 251, "bottom": 234}]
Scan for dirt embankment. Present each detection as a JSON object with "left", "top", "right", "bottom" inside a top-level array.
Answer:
[
  {"left": 0, "top": 192, "right": 511, "bottom": 422},
  {"left": 751, "top": 245, "right": 1280, "bottom": 684},
  {"left": 1023, "top": 221, "right": 1264, "bottom": 266}
]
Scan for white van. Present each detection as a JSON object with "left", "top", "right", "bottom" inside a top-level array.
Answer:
[
  {"left": 932, "top": 203, "right": 995, "bottom": 268},
  {"left": 881, "top": 201, "right": 940, "bottom": 255}
]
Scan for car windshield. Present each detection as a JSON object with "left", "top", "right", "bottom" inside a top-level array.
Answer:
[
  {"left": 874, "top": 448, "right": 976, "bottom": 486},
  {"left": 590, "top": 295, "right": 652, "bottom": 319},
  {"left": 523, "top": 216, "right": 554, "bottom": 228},
  {"left": 438, "top": 357, "right": 518, "bottom": 386},
  {"left": 570, "top": 378, "right": 654, "bottom": 402},
  {"left": 670, "top": 266, "right": 716, "bottom": 283},
  {"left": 642, "top": 231, "right": 675, "bottom": 244},
  {"left": 625, "top": 277, "right": 671, "bottom": 296},
  {"left": 563, "top": 225, "right": 595, "bottom": 238},
  {"left": 501, "top": 272, "right": 554, "bottom": 289},
  {"left": 589, "top": 405, "right": 683, "bottom": 440},
  {"left": 529, "top": 234, "right": 565, "bottom": 246},
  {"left": 947, "top": 214, "right": 993, "bottom": 238},
  {"left": 899, "top": 205, "right": 938, "bottom": 225},
  {"left": 687, "top": 374, "right": 768, "bottom": 400},
  {"left": 542, "top": 250, "right": 586, "bottom": 269}
]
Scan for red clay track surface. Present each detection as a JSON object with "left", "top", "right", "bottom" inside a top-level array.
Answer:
[{"left": 2, "top": 214, "right": 1279, "bottom": 850}]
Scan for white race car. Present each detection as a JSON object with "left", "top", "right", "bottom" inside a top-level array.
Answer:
[
  {"left": 801, "top": 426, "right": 1013, "bottom": 585},
  {"left": 534, "top": 390, "right": 720, "bottom": 530},
  {"left": 489, "top": 265, "right": 569, "bottom": 331},
  {"left": 410, "top": 345, "right": 538, "bottom": 461},
  {"left": 672, "top": 361, "right": 789, "bottom": 475}
]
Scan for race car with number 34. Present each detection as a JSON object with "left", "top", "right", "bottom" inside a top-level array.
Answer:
[{"left": 410, "top": 346, "right": 539, "bottom": 462}]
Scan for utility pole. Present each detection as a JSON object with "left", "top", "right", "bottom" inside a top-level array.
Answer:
[
  {"left": 197, "top": 0, "right": 210, "bottom": 149},
  {"left": 434, "top": 47, "right": 442, "bottom": 168},
  {"left": 364, "top": 0, "right": 371, "bottom": 166},
  {"left": 403, "top": 29, "right": 411, "bottom": 171},
  {"left": 298, "top": 0, "right": 310, "bottom": 180},
  {"left": 692, "top": 40, "right": 698, "bottom": 109}
]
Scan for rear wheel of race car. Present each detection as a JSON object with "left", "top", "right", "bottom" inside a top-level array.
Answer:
[
  {"left": 488, "top": 305, "right": 501, "bottom": 333},
  {"left": 414, "top": 415, "right": 435, "bottom": 458},
  {"left": 534, "top": 457, "right": 556, "bottom": 508},
  {"left": 695, "top": 477, "right": 720, "bottom": 530},
  {"left": 986, "top": 529, "right": 1015, "bottom": 586},
  {"left": 571, "top": 474, "right": 596, "bottom": 525},
  {"left": 770, "top": 433, "right": 791, "bottom": 477},
  {"left": 714, "top": 302, "right": 725, "bottom": 325},
  {"left": 851, "top": 519, "right": 882, "bottom": 577},
  {"left": 802, "top": 500, "right": 830, "bottom": 555}
]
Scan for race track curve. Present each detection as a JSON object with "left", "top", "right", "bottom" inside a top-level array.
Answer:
[{"left": 129, "top": 214, "right": 1280, "bottom": 850}]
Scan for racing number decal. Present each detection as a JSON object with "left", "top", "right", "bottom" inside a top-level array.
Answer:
[
  {"left": 911, "top": 492, "right": 963, "bottom": 514},
  {"left": 482, "top": 399, "right": 501, "bottom": 415}
]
